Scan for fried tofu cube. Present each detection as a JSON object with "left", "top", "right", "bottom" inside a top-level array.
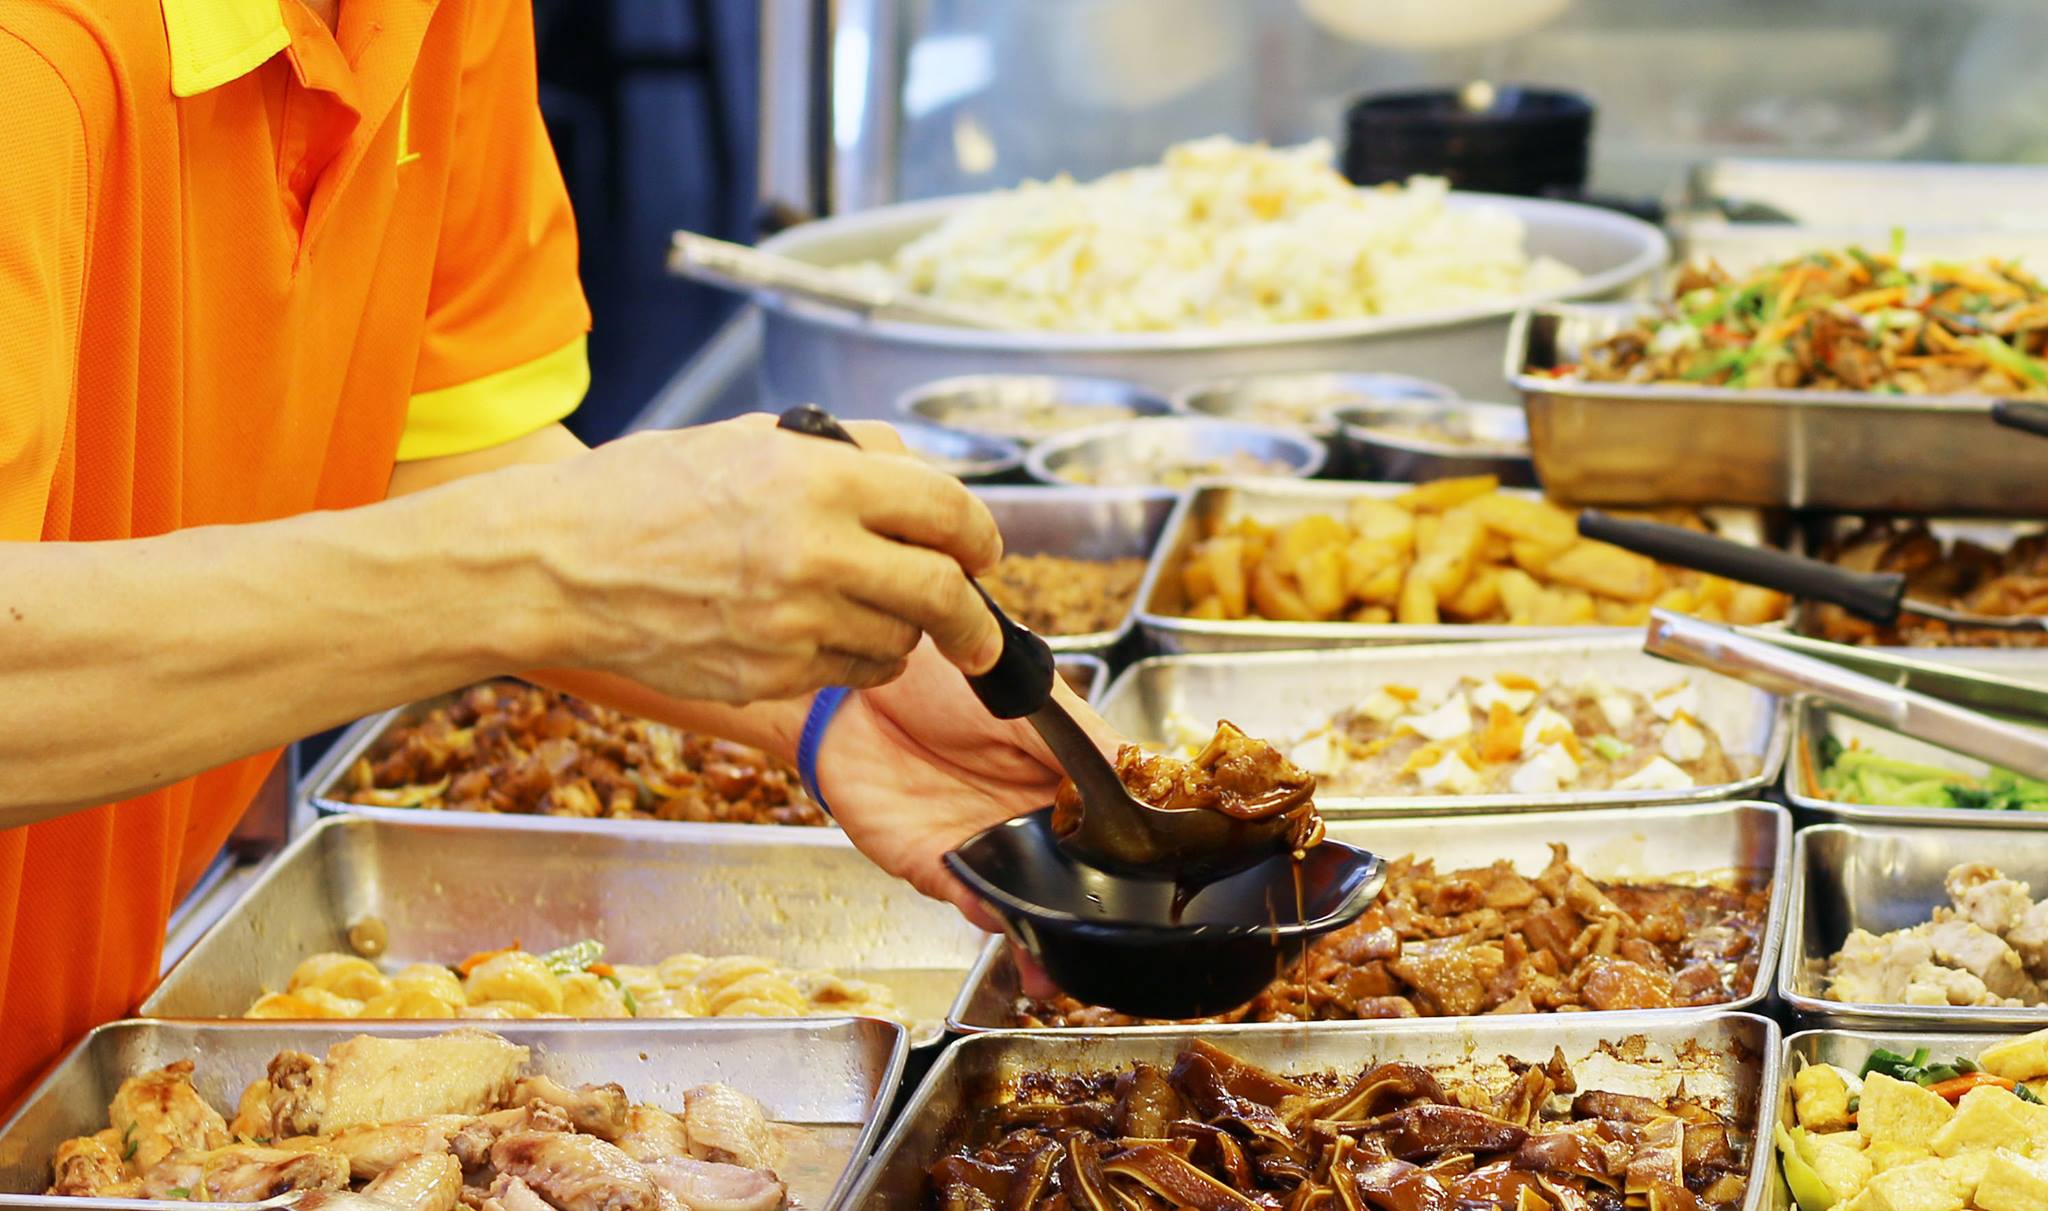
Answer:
[
  {"left": 1468, "top": 492, "right": 1576, "bottom": 549},
  {"left": 1933, "top": 1086, "right": 2048, "bottom": 1156},
  {"left": 1392, "top": 475, "right": 1498, "bottom": 512},
  {"left": 1861, "top": 1073, "right": 1957, "bottom": 1152},
  {"left": 1980, "top": 1030, "right": 2048, "bottom": 1082},
  {"left": 1809, "top": 1131, "right": 1876, "bottom": 1203},
  {"left": 1867, "top": 1141, "right": 1935, "bottom": 1173},
  {"left": 1793, "top": 1063, "right": 1856, "bottom": 1133},
  {"left": 1346, "top": 499, "right": 1417, "bottom": 551},
  {"left": 1844, "top": 1156, "right": 1971, "bottom": 1211},
  {"left": 1975, "top": 1149, "right": 2048, "bottom": 1211}
]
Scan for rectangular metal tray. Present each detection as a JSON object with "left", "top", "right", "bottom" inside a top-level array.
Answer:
[
  {"left": 1781, "top": 822, "right": 2048, "bottom": 1030},
  {"left": 1764, "top": 1026, "right": 2045, "bottom": 1211},
  {"left": 0, "top": 1018, "right": 905, "bottom": 1211},
  {"left": 1095, "top": 635, "right": 1787, "bottom": 815},
  {"left": 1510, "top": 302, "right": 2048, "bottom": 514},
  {"left": 1133, "top": 477, "right": 1780, "bottom": 653},
  {"left": 145, "top": 815, "right": 984, "bottom": 1048},
  {"left": 845, "top": 1012, "right": 1782, "bottom": 1211},
  {"left": 950, "top": 799, "right": 1792, "bottom": 1031},
  {"left": 1053, "top": 654, "right": 1107, "bottom": 706},
  {"left": 974, "top": 485, "right": 1179, "bottom": 657},
  {"left": 1684, "top": 161, "right": 2048, "bottom": 231},
  {"left": 1786, "top": 648, "right": 2048, "bottom": 828}
]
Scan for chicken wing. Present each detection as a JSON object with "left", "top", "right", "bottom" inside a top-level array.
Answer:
[
  {"left": 329, "top": 1115, "right": 475, "bottom": 1179},
  {"left": 364, "top": 1150, "right": 463, "bottom": 1211},
  {"left": 479, "top": 1174, "right": 558, "bottom": 1211},
  {"left": 111, "top": 1060, "right": 231, "bottom": 1171},
  {"left": 490, "top": 1128, "right": 665, "bottom": 1211},
  {"left": 681, "top": 1087, "right": 779, "bottom": 1171},
  {"left": 48, "top": 1129, "right": 140, "bottom": 1197},
  {"left": 270, "top": 1032, "right": 529, "bottom": 1137},
  {"left": 139, "top": 1143, "right": 349, "bottom": 1201},
  {"left": 230, "top": 1080, "right": 275, "bottom": 1141},
  {"left": 615, "top": 1105, "right": 691, "bottom": 1165},
  {"left": 511, "top": 1076, "right": 630, "bottom": 1141},
  {"left": 643, "top": 1157, "right": 785, "bottom": 1211}
]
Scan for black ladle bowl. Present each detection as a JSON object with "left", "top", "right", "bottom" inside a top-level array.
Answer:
[{"left": 946, "top": 808, "right": 1386, "bottom": 1019}]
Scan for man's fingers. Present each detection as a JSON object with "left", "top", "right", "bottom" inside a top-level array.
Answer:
[
  {"left": 818, "top": 597, "right": 925, "bottom": 664},
  {"left": 851, "top": 460, "right": 1003, "bottom": 573},
  {"left": 813, "top": 651, "right": 910, "bottom": 690},
  {"left": 841, "top": 543, "right": 1002, "bottom": 674},
  {"left": 843, "top": 419, "right": 909, "bottom": 455}
]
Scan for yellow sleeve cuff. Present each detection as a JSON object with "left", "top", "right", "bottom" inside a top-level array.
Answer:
[{"left": 397, "top": 335, "right": 589, "bottom": 462}]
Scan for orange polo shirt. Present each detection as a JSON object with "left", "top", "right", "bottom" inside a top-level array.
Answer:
[{"left": 0, "top": 0, "right": 590, "bottom": 1108}]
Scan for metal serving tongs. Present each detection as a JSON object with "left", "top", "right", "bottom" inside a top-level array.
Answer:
[
  {"left": 1578, "top": 510, "right": 2048, "bottom": 634},
  {"left": 1642, "top": 610, "right": 2048, "bottom": 781},
  {"left": 774, "top": 405, "right": 1266, "bottom": 875},
  {"left": 669, "top": 232, "right": 1016, "bottom": 331}
]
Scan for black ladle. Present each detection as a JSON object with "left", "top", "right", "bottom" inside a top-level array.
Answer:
[
  {"left": 1993, "top": 399, "right": 2048, "bottom": 441},
  {"left": 1577, "top": 509, "right": 2048, "bottom": 634}
]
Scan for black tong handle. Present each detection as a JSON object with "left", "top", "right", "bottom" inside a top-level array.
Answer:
[
  {"left": 776, "top": 405, "right": 1055, "bottom": 719},
  {"left": 1577, "top": 509, "right": 1906, "bottom": 623},
  {"left": 1993, "top": 400, "right": 2048, "bottom": 441}
]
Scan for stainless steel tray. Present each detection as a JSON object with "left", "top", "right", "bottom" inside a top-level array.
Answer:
[
  {"left": 1763, "top": 1027, "right": 2048, "bottom": 1211},
  {"left": 1781, "top": 822, "right": 2048, "bottom": 1030},
  {"left": 950, "top": 800, "right": 1792, "bottom": 1031},
  {"left": 145, "top": 815, "right": 983, "bottom": 1048},
  {"left": 1510, "top": 302, "right": 2048, "bottom": 514},
  {"left": 845, "top": 1012, "right": 1781, "bottom": 1211},
  {"left": 975, "top": 485, "right": 1179, "bottom": 656},
  {"left": 1133, "top": 477, "right": 1778, "bottom": 653},
  {"left": 0, "top": 1018, "right": 904, "bottom": 1211},
  {"left": 1684, "top": 161, "right": 2048, "bottom": 231},
  {"left": 1787, "top": 648, "right": 2048, "bottom": 828},
  {"left": 1096, "top": 635, "right": 1787, "bottom": 815}
]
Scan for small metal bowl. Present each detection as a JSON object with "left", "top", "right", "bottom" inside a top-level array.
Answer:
[
  {"left": 1332, "top": 400, "right": 1536, "bottom": 486},
  {"left": 1025, "top": 418, "right": 1327, "bottom": 489},
  {"left": 892, "top": 421, "right": 1025, "bottom": 481},
  {"left": 897, "top": 374, "right": 1174, "bottom": 445},
  {"left": 1172, "top": 371, "right": 1457, "bottom": 438}
]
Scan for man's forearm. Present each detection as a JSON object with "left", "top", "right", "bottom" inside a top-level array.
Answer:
[{"left": 0, "top": 475, "right": 556, "bottom": 826}]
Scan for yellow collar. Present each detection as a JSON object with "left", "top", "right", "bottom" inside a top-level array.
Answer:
[{"left": 161, "top": 0, "right": 290, "bottom": 97}]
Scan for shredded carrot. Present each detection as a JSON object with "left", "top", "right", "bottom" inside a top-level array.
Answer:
[
  {"left": 1401, "top": 741, "right": 1448, "bottom": 774},
  {"left": 1925, "top": 1072, "right": 2014, "bottom": 1101},
  {"left": 1841, "top": 286, "right": 1910, "bottom": 312},
  {"left": 1385, "top": 684, "right": 1420, "bottom": 702},
  {"left": 587, "top": 962, "right": 616, "bottom": 979},
  {"left": 1480, "top": 701, "right": 1523, "bottom": 764},
  {"left": 1494, "top": 671, "right": 1541, "bottom": 692},
  {"left": 456, "top": 942, "right": 523, "bottom": 977}
]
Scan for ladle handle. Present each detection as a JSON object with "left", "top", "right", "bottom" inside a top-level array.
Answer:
[
  {"left": 775, "top": 405, "right": 1056, "bottom": 719},
  {"left": 1993, "top": 400, "right": 2048, "bottom": 442},
  {"left": 1577, "top": 509, "right": 1905, "bottom": 624}
]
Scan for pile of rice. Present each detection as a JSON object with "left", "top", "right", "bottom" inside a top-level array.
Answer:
[{"left": 845, "top": 136, "right": 1580, "bottom": 333}]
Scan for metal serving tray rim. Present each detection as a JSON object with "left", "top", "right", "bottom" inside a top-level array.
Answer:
[
  {"left": 1784, "top": 697, "right": 2048, "bottom": 829},
  {"left": 972, "top": 484, "right": 1181, "bottom": 656},
  {"left": 1778, "top": 823, "right": 2048, "bottom": 1026},
  {"left": 848, "top": 1011, "right": 1780, "bottom": 1211},
  {"left": 948, "top": 799, "right": 1794, "bottom": 1032},
  {"left": 1097, "top": 635, "right": 1791, "bottom": 815},
  {"left": 1507, "top": 302, "right": 2019, "bottom": 414},
  {"left": 0, "top": 1017, "right": 908, "bottom": 1211}
]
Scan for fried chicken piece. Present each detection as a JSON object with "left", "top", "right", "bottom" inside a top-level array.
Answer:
[
  {"left": 329, "top": 1115, "right": 474, "bottom": 1180},
  {"left": 490, "top": 1129, "right": 664, "bottom": 1211},
  {"left": 682, "top": 1086, "right": 781, "bottom": 1171},
  {"left": 48, "top": 1129, "right": 139, "bottom": 1197},
  {"left": 230, "top": 1080, "right": 275, "bottom": 1141},
  {"left": 364, "top": 1151, "right": 463, "bottom": 1211},
  {"left": 140, "top": 1143, "right": 349, "bottom": 1201},
  {"left": 643, "top": 1157, "right": 785, "bottom": 1211},
  {"left": 270, "top": 1031, "right": 529, "bottom": 1137},
  {"left": 616, "top": 1105, "right": 693, "bottom": 1165},
  {"left": 511, "top": 1076, "right": 631, "bottom": 1142},
  {"left": 111, "top": 1060, "right": 231, "bottom": 1171},
  {"left": 480, "top": 1174, "right": 558, "bottom": 1211}
]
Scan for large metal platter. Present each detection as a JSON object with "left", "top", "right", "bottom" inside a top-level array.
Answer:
[
  {"left": 1511, "top": 302, "right": 2048, "bottom": 514},
  {"left": 845, "top": 1012, "right": 1780, "bottom": 1211},
  {"left": 1765, "top": 1027, "right": 2048, "bottom": 1211},
  {"left": 1781, "top": 822, "right": 2048, "bottom": 1030},
  {"left": 1095, "top": 635, "right": 1787, "bottom": 816},
  {"left": 1786, "top": 648, "right": 2048, "bottom": 828},
  {"left": 974, "top": 485, "right": 1180, "bottom": 656},
  {"left": 950, "top": 800, "right": 1791, "bottom": 1032},
  {"left": 745, "top": 192, "right": 1668, "bottom": 411},
  {"left": 1133, "top": 478, "right": 1779, "bottom": 653},
  {"left": 144, "top": 815, "right": 982, "bottom": 1048},
  {"left": 0, "top": 1018, "right": 905, "bottom": 1211}
]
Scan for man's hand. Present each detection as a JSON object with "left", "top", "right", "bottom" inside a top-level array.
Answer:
[{"left": 819, "top": 639, "right": 1120, "bottom": 931}]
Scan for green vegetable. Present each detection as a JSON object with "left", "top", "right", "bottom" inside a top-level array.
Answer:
[
  {"left": 600, "top": 972, "right": 640, "bottom": 1017},
  {"left": 1775, "top": 1123, "right": 1837, "bottom": 1211},
  {"left": 166, "top": 1189, "right": 192, "bottom": 1200},
  {"left": 1680, "top": 286, "right": 1727, "bottom": 326},
  {"left": 1890, "top": 225, "right": 1907, "bottom": 260},
  {"left": 1823, "top": 740, "right": 2048, "bottom": 813},
  {"left": 121, "top": 1123, "right": 138, "bottom": 1162},
  {"left": 2018, "top": 1083, "right": 2043, "bottom": 1105},
  {"left": 540, "top": 939, "right": 606, "bottom": 975},
  {"left": 1860, "top": 1047, "right": 1983, "bottom": 1087},
  {"left": 1847, "top": 246, "right": 1885, "bottom": 276},
  {"left": 1589, "top": 735, "right": 1633, "bottom": 762},
  {"left": 1976, "top": 334, "right": 2048, "bottom": 386},
  {"left": 1877, "top": 268, "right": 1913, "bottom": 289}
]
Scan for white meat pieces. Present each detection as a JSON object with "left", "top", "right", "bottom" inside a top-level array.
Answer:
[
  {"left": 1826, "top": 863, "right": 2048, "bottom": 1006},
  {"left": 270, "top": 1030, "right": 531, "bottom": 1136}
]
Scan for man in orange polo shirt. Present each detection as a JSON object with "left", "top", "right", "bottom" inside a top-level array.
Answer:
[{"left": 0, "top": 0, "right": 1094, "bottom": 1108}]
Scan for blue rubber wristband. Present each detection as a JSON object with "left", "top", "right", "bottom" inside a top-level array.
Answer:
[{"left": 796, "top": 686, "right": 852, "bottom": 815}]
